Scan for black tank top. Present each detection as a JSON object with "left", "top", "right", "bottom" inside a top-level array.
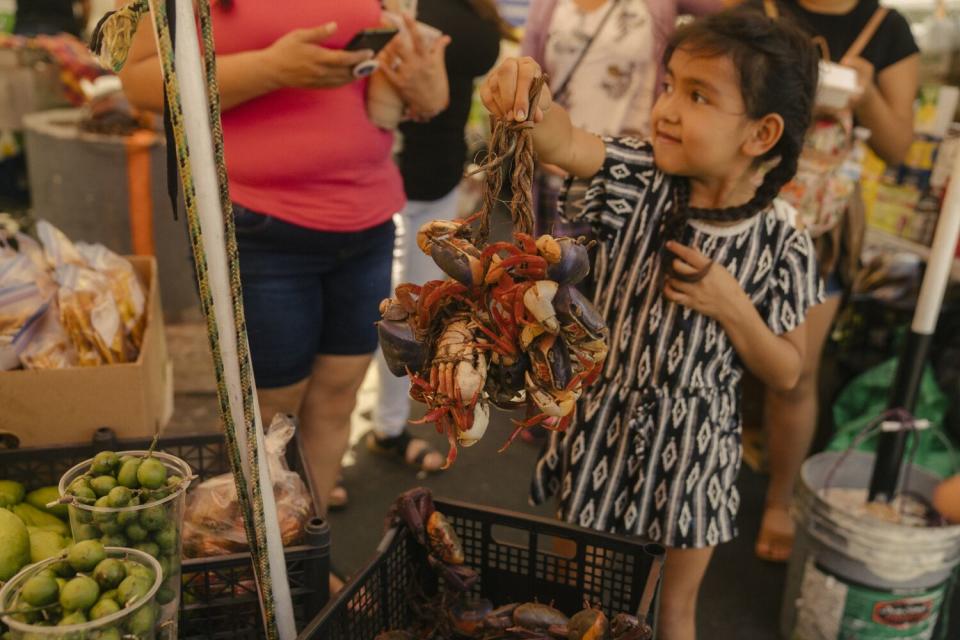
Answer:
[{"left": 397, "top": 0, "right": 501, "bottom": 202}]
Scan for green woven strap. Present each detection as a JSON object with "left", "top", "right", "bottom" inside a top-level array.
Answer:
[{"left": 144, "top": 1, "right": 280, "bottom": 637}]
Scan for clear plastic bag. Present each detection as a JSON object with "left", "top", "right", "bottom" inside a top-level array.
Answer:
[
  {"left": 36, "top": 220, "right": 86, "bottom": 269},
  {"left": 0, "top": 282, "right": 50, "bottom": 370},
  {"left": 19, "top": 301, "right": 78, "bottom": 369},
  {"left": 55, "top": 264, "right": 127, "bottom": 365},
  {"left": 182, "top": 414, "right": 313, "bottom": 557},
  {"left": 78, "top": 242, "right": 146, "bottom": 353}
]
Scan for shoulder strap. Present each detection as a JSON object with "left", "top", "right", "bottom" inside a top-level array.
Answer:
[
  {"left": 553, "top": 0, "right": 621, "bottom": 102},
  {"left": 843, "top": 7, "right": 889, "bottom": 59}
]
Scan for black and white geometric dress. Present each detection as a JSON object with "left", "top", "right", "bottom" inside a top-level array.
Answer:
[{"left": 531, "top": 137, "right": 824, "bottom": 548}]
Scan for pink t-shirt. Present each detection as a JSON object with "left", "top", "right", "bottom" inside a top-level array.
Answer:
[{"left": 212, "top": 1, "right": 405, "bottom": 232}]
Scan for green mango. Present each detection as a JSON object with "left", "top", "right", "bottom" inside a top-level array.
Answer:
[
  {"left": 0, "top": 480, "right": 25, "bottom": 507},
  {"left": 0, "top": 507, "right": 30, "bottom": 580},
  {"left": 26, "top": 526, "right": 68, "bottom": 563},
  {"left": 12, "top": 503, "right": 69, "bottom": 536},
  {"left": 25, "top": 486, "right": 69, "bottom": 520}
]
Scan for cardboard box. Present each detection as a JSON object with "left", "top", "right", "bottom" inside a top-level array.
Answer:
[{"left": 0, "top": 256, "right": 174, "bottom": 448}]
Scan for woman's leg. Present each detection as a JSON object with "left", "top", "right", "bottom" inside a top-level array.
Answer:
[
  {"left": 658, "top": 546, "right": 714, "bottom": 640},
  {"left": 300, "top": 353, "right": 375, "bottom": 514},
  {"left": 756, "top": 294, "right": 842, "bottom": 561},
  {"left": 373, "top": 188, "right": 460, "bottom": 469}
]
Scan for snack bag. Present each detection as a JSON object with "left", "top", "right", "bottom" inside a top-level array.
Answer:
[
  {"left": 36, "top": 220, "right": 85, "bottom": 269},
  {"left": 78, "top": 242, "right": 146, "bottom": 353},
  {"left": 19, "top": 301, "right": 78, "bottom": 369},
  {"left": 182, "top": 414, "right": 313, "bottom": 557},
  {"left": 55, "top": 264, "right": 127, "bottom": 365},
  {"left": 0, "top": 282, "right": 50, "bottom": 370}
]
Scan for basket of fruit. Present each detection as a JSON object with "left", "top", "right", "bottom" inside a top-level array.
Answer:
[
  {"left": 58, "top": 445, "right": 191, "bottom": 633},
  {"left": 0, "top": 431, "right": 330, "bottom": 639},
  {"left": 0, "top": 541, "right": 163, "bottom": 639}
]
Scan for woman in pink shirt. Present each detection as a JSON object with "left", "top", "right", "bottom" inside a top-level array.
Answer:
[{"left": 120, "top": 1, "right": 448, "bottom": 516}]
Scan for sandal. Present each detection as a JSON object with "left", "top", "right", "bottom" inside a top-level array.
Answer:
[
  {"left": 755, "top": 504, "right": 795, "bottom": 563},
  {"left": 327, "top": 476, "right": 348, "bottom": 512},
  {"left": 365, "top": 429, "right": 444, "bottom": 473}
]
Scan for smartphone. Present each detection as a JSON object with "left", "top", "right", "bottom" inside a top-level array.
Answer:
[{"left": 345, "top": 28, "right": 399, "bottom": 54}]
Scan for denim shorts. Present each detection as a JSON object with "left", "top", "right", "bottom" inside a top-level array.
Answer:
[{"left": 234, "top": 204, "right": 395, "bottom": 388}]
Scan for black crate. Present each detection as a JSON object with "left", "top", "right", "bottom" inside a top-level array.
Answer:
[
  {"left": 0, "top": 430, "right": 330, "bottom": 639},
  {"left": 299, "top": 498, "right": 663, "bottom": 640}
]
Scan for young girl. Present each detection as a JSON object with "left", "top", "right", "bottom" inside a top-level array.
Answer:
[{"left": 480, "top": 9, "right": 822, "bottom": 639}]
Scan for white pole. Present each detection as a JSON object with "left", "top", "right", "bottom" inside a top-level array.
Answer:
[
  {"left": 912, "top": 155, "right": 960, "bottom": 334},
  {"left": 164, "top": 0, "right": 297, "bottom": 636}
]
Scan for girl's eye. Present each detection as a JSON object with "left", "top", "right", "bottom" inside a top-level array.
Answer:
[{"left": 692, "top": 91, "right": 707, "bottom": 105}]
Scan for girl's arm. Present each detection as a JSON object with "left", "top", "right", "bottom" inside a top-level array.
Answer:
[
  {"left": 845, "top": 53, "right": 919, "bottom": 166},
  {"left": 663, "top": 241, "right": 805, "bottom": 390},
  {"left": 479, "top": 57, "right": 605, "bottom": 178}
]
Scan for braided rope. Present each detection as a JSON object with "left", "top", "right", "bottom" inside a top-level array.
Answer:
[
  {"left": 472, "top": 75, "right": 546, "bottom": 245},
  {"left": 143, "top": 1, "right": 279, "bottom": 636},
  {"left": 195, "top": 2, "right": 279, "bottom": 631},
  {"left": 90, "top": 0, "right": 149, "bottom": 72}
]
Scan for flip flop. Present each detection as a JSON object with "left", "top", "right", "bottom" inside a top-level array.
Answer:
[
  {"left": 755, "top": 505, "right": 795, "bottom": 563},
  {"left": 365, "top": 429, "right": 443, "bottom": 473},
  {"left": 327, "top": 476, "right": 348, "bottom": 512}
]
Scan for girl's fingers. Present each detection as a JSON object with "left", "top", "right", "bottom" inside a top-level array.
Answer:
[
  {"left": 495, "top": 58, "right": 520, "bottom": 121},
  {"left": 672, "top": 258, "right": 700, "bottom": 277},
  {"left": 512, "top": 57, "right": 539, "bottom": 121},
  {"left": 663, "top": 282, "right": 690, "bottom": 307},
  {"left": 480, "top": 75, "right": 505, "bottom": 118}
]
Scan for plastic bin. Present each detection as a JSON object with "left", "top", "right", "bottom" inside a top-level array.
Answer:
[
  {"left": 0, "top": 430, "right": 330, "bottom": 639},
  {"left": 299, "top": 498, "right": 662, "bottom": 640}
]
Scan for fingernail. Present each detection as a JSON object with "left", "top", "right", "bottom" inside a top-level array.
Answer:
[
  {"left": 506, "top": 110, "right": 514, "bottom": 120},
  {"left": 516, "top": 110, "right": 526, "bottom": 121},
  {"left": 325, "top": 21, "right": 337, "bottom": 30}
]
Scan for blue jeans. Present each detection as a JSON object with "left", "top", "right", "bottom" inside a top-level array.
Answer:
[{"left": 234, "top": 204, "right": 395, "bottom": 388}]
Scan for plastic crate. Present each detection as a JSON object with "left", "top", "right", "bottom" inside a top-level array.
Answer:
[
  {"left": 0, "top": 429, "right": 330, "bottom": 639},
  {"left": 299, "top": 497, "right": 663, "bottom": 640}
]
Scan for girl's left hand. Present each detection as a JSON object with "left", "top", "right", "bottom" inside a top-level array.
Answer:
[
  {"left": 841, "top": 55, "right": 876, "bottom": 108},
  {"left": 380, "top": 13, "right": 451, "bottom": 119},
  {"left": 662, "top": 241, "right": 745, "bottom": 321}
]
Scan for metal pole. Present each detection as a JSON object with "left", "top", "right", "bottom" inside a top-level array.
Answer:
[{"left": 868, "top": 148, "right": 960, "bottom": 502}]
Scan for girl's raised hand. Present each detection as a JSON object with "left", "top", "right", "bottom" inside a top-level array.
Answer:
[
  {"left": 479, "top": 57, "right": 553, "bottom": 123},
  {"left": 662, "top": 241, "right": 746, "bottom": 322}
]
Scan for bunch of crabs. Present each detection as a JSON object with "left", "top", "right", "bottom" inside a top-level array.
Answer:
[{"left": 377, "top": 217, "right": 610, "bottom": 468}]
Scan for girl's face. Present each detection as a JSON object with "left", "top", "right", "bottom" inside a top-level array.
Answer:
[{"left": 651, "top": 48, "right": 759, "bottom": 181}]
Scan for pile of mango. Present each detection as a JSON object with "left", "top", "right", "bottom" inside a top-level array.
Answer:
[{"left": 0, "top": 480, "right": 72, "bottom": 582}]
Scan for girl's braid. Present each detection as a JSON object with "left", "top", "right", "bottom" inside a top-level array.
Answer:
[{"left": 660, "top": 140, "right": 800, "bottom": 282}]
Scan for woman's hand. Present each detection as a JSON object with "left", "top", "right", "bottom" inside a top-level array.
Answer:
[
  {"left": 380, "top": 13, "right": 451, "bottom": 119},
  {"left": 479, "top": 57, "right": 553, "bottom": 123},
  {"left": 262, "top": 23, "right": 375, "bottom": 90},
  {"left": 662, "top": 241, "right": 746, "bottom": 322}
]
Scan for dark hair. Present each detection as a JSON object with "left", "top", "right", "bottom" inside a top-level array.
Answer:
[
  {"left": 660, "top": 7, "right": 819, "bottom": 282},
  {"left": 467, "top": 0, "right": 519, "bottom": 42}
]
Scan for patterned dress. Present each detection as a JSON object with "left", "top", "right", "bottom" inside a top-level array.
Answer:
[{"left": 531, "top": 137, "right": 824, "bottom": 548}]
